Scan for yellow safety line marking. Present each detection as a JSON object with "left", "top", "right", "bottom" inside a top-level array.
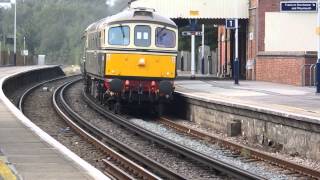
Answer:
[{"left": 0, "top": 157, "right": 16, "bottom": 180}]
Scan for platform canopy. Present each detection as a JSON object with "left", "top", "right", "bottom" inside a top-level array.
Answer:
[{"left": 130, "top": 0, "right": 249, "bottom": 20}]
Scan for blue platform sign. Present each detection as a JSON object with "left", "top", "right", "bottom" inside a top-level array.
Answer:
[
  {"left": 280, "top": 1, "right": 317, "bottom": 12},
  {"left": 226, "top": 19, "right": 237, "bottom": 29}
]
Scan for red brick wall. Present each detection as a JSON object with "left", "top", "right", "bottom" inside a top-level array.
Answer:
[
  {"left": 256, "top": 54, "right": 317, "bottom": 86},
  {"left": 217, "top": 26, "right": 231, "bottom": 77}
]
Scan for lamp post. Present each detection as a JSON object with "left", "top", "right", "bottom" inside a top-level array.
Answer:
[
  {"left": 234, "top": 19, "right": 239, "bottom": 85},
  {"left": 317, "top": 0, "right": 320, "bottom": 93},
  {"left": 0, "top": 41, "right": 2, "bottom": 64},
  {"left": 13, "top": 0, "right": 16, "bottom": 66}
]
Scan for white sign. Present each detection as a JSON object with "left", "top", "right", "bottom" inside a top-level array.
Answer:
[
  {"left": 23, "top": 50, "right": 28, "bottom": 56},
  {"left": 182, "top": 31, "right": 202, "bottom": 36}
]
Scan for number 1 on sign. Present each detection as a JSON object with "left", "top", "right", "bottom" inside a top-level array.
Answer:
[{"left": 229, "top": 20, "right": 233, "bottom": 27}]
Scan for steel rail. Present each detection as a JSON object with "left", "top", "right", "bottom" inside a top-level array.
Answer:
[
  {"left": 82, "top": 90, "right": 266, "bottom": 180},
  {"left": 54, "top": 80, "right": 183, "bottom": 180},
  {"left": 159, "top": 117, "right": 320, "bottom": 179},
  {"left": 19, "top": 75, "right": 80, "bottom": 111}
]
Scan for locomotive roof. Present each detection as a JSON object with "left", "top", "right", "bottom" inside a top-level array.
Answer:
[{"left": 85, "top": 7, "right": 177, "bottom": 33}]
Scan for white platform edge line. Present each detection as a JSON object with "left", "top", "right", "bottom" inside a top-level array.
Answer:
[
  {"left": 176, "top": 90, "right": 320, "bottom": 123},
  {"left": 0, "top": 66, "right": 110, "bottom": 180}
]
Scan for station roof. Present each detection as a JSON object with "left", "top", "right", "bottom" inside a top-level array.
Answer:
[{"left": 130, "top": 0, "right": 249, "bottom": 20}]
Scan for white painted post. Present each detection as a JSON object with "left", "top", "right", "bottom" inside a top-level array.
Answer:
[
  {"left": 234, "top": 18, "right": 239, "bottom": 84},
  {"left": 14, "top": 0, "right": 16, "bottom": 66},
  {"left": 202, "top": 24, "right": 205, "bottom": 74},
  {"left": 317, "top": 0, "right": 320, "bottom": 92},
  {"left": 0, "top": 41, "right": 1, "bottom": 65},
  {"left": 191, "top": 34, "right": 195, "bottom": 77},
  {"left": 23, "top": 36, "right": 26, "bottom": 65}
]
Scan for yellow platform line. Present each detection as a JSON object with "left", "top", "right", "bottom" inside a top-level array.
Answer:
[{"left": 0, "top": 157, "right": 16, "bottom": 180}]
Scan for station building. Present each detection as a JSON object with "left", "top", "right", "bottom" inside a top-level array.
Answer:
[
  {"left": 131, "top": 0, "right": 318, "bottom": 86},
  {"left": 246, "top": 0, "right": 318, "bottom": 86}
]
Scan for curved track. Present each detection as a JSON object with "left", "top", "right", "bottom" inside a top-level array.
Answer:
[
  {"left": 82, "top": 87, "right": 265, "bottom": 180},
  {"left": 53, "top": 79, "right": 184, "bottom": 180}
]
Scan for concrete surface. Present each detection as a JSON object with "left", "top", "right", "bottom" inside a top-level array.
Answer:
[
  {"left": 176, "top": 80, "right": 320, "bottom": 119},
  {"left": 0, "top": 66, "right": 108, "bottom": 180}
]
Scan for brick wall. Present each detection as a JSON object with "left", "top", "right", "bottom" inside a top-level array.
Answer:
[{"left": 256, "top": 53, "right": 317, "bottom": 86}]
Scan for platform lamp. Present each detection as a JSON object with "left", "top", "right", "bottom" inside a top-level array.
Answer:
[{"left": 317, "top": 0, "right": 320, "bottom": 93}]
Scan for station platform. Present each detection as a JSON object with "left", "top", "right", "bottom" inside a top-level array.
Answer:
[
  {"left": 0, "top": 66, "right": 108, "bottom": 180},
  {"left": 175, "top": 80, "right": 320, "bottom": 121}
]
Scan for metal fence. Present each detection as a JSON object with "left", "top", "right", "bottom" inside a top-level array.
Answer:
[{"left": 301, "top": 64, "right": 316, "bottom": 86}]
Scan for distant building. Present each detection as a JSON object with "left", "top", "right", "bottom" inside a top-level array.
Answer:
[
  {"left": 246, "top": 0, "right": 318, "bottom": 86},
  {"left": 131, "top": 0, "right": 317, "bottom": 86}
]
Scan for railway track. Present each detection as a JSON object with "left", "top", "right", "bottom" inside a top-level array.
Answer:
[
  {"left": 20, "top": 76, "right": 318, "bottom": 179},
  {"left": 53, "top": 79, "right": 184, "bottom": 180},
  {"left": 157, "top": 117, "right": 320, "bottom": 179},
  {"left": 82, "top": 86, "right": 265, "bottom": 179}
]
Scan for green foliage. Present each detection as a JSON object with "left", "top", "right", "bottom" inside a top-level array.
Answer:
[{"left": 0, "top": 0, "right": 128, "bottom": 64}]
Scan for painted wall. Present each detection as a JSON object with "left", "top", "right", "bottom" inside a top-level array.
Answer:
[{"left": 265, "top": 12, "right": 317, "bottom": 52}]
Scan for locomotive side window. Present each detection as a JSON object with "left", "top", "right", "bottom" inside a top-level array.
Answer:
[
  {"left": 155, "top": 27, "right": 176, "bottom": 48},
  {"left": 134, "top": 25, "right": 151, "bottom": 47},
  {"left": 108, "top": 26, "right": 130, "bottom": 46}
]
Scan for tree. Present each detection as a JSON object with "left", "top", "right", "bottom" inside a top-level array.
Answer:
[{"left": 0, "top": 0, "right": 130, "bottom": 64}]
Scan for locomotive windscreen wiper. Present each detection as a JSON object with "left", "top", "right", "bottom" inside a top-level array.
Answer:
[
  {"left": 157, "top": 26, "right": 167, "bottom": 38},
  {"left": 119, "top": 24, "right": 125, "bottom": 38}
]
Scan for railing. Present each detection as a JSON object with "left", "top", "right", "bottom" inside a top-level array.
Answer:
[
  {"left": 301, "top": 64, "right": 316, "bottom": 86},
  {"left": 310, "top": 64, "right": 316, "bottom": 86}
]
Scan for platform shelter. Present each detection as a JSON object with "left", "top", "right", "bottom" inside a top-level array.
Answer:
[{"left": 131, "top": 0, "right": 249, "bottom": 78}]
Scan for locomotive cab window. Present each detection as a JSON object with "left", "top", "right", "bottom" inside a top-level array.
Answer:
[
  {"left": 108, "top": 26, "right": 130, "bottom": 46},
  {"left": 156, "top": 27, "right": 176, "bottom": 48},
  {"left": 134, "top": 25, "right": 151, "bottom": 47}
]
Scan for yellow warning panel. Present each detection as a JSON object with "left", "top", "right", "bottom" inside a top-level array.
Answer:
[
  {"left": 0, "top": 157, "right": 16, "bottom": 180},
  {"left": 105, "top": 53, "right": 176, "bottom": 78}
]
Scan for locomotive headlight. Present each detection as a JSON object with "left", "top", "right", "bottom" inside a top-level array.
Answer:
[{"left": 138, "top": 58, "right": 146, "bottom": 66}]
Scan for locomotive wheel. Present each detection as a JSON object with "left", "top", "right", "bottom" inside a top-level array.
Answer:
[{"left": 153, "top": 103, "right": 163, "bottom": 117}]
